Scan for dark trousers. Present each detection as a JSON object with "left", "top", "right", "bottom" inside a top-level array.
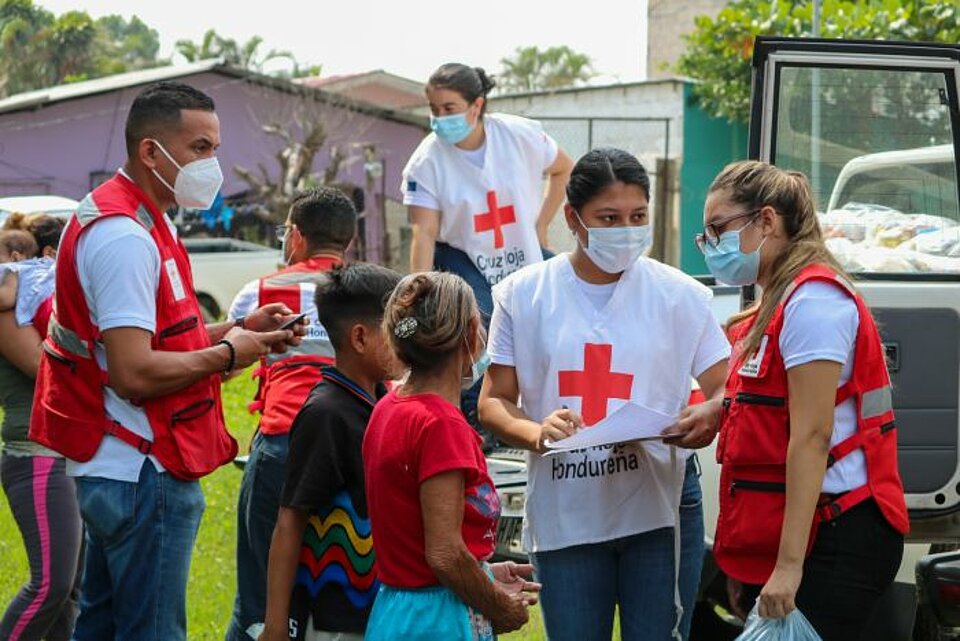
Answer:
[
  {"left": 226, "top": 431, "right": 289, "bottom": 641},
  {"left": 0, "top": 455, "right": 83, "bottom": 641},
  {"left": 742, "top": 499, "right": 904, "bottom": 641}
]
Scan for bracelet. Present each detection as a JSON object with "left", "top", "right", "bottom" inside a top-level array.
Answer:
[
  {"left": 233, "top": 316, "right": 246, "bottom": 330},
  {"left": 217, "top": 338, "right": 236, "bottom": 375}
]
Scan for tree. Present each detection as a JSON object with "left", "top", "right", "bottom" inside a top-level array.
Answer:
[
  {"left": 234, "top": 104, "right": 360, "bottom": 225},
  {"left": 677, "top": 0, "right": 960, "bottom": 122},
  {"left": 498, "top": 45, "right": 596, "bottom": 93},
  {"left": 0, "top": 1, "right": 164, "bottom": 97},
  {"left": 0, "top": 0, "right": 54, "bottom": 96},
  {"left": 95, "top": 14, "right": 163, "bottom": 76},
  {"left": 48, "top": 11, "right": 97, "bottom": 83},
  {"left": 175, "top": 30, "right": 296, "bottom": 74}
]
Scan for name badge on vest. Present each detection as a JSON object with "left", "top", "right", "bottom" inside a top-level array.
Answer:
[
  {"left": 164, "top": 258, "right": 187, "bottom": 302},
  {"left": 738, "top": 335, "right": 769, "bottom": 378}
]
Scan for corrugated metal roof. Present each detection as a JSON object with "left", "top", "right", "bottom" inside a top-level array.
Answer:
[
  {"left": 489, "top": 76, "right": 694, "bottom": 101},
  {"left": 0, "top": 59, "right": 429, "bottom": 129},
  {"left": 0, "top": 59, "right": 224, "bottom": 114}
]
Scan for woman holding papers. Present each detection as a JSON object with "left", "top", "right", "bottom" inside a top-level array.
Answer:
[
  {"left": 479, "top": 148, "right": 730, "bottom": 641},
  {"left": 700, "top": 161, "right": 906, "bottom": 640}
]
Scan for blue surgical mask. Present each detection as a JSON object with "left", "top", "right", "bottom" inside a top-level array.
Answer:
[
  {"left": 462, "top": 338, "right": 491, "bottom": 390},
  {"left": 575, "top": 212, "right": 652, "bottom": 274},
  {"left": 703, "top": 223, "right": 765, "bottom": 286},
  {"left": 431, "top": 112, "right": 475, "bottom": 145}
]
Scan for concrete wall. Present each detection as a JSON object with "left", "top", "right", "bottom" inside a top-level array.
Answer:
[
  {"left": 488, "top": 81, "right": 687, "bottom": 252},
  {"left": 0, "top": 71, "right": 427, "bottom": 263},
  {"left": 679, "top": 83, "right": 749, "bottom": 274},
  {"left": 647, "top": 0, "right": 727, "bottom": 79}
]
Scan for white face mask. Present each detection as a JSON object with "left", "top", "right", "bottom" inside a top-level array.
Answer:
[
  {"left": 575, "top": 212, "right": 652, "bottom": 274},
  {"left": 150, "top": 139, "right": 223, "bottom": 210}
]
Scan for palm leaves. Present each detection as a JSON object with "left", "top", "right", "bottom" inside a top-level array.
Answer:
[
  {"left": 499, "top": 45, "right": 596, "bottom": 94},
  {"left": 175, "top": 29, "right": 295, "bottom": 74},
  {"left": 0, "top": 0, "right": 164, "bottom": 97}
]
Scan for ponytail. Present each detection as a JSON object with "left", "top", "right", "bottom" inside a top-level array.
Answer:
[
  {"left": 712, "top": 161, "right": 848, "bottom": 358},
  {"left": 427, "top": 63, "right": 496, "bottom": 117}
]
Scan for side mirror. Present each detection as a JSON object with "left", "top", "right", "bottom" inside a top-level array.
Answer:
[{"left": 917, "top": 550, "right": 960, "bottom": 630}]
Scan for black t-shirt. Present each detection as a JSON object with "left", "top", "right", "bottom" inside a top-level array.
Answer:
[{"left": 282, "top": 367, "right": 382, "bottom": 638}]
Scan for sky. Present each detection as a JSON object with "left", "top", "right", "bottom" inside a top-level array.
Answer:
[{"left": 41, "top": 0, "right": 649, "bottom": 85}]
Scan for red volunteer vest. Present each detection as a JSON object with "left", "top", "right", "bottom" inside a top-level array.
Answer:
[
  {"left": 713, "top": 264, "right": 909, "bottom": 585},
  {"left": 248, "top": 255, "right": 339, "bottom": 435},
  {"left": 29, "top": 174, "right": 237, "bottom": 480}
]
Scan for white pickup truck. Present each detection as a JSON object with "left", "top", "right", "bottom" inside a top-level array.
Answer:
[
  {"left": 492, "top": 37, "right": 960, "bottom": 641},
  {"left": 698, "top": 37, "right": 960, "bottom": 641}
]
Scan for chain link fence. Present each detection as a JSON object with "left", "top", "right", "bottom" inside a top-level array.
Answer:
[
  {"left": 535, "top": 117, "right": 675, "bottom": 253},
  {"left": 387, "top": 116, "right": 679, "bottom": 268}
]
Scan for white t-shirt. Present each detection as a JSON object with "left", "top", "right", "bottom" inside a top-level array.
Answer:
[
  {"left": 780, "top": 281, "right": 865, "bottom": 493},
  {"left": 489, "top": 255, "right": 730, "bottom": 552},
  {"left": 0, "top": 257, "right": 54, "bottom": 327},
  {"left": 66, "top": 215, "right": 171, "bottom": 482},
  {"left": 401, "top": 113, "right": 558, "bottom": 286},
  {"left": 577, "top": 279, "right": 618, "bottom": 311},
  {"left": 227, "top": 269, "right": 335, "bottom": 364},
  {"left": 458, "top": 142, "right": 488, "bottom": 171}
]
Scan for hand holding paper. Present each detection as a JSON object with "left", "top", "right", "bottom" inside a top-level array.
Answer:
[
  {"left": 538, "top": 406, "right": 583, "bottom": 452},
  {"left": 543, "top": 402, "right": 677, "bottom": 454},
  {"left": 662, "top": 397, "right": 722, "bottom": 449}
]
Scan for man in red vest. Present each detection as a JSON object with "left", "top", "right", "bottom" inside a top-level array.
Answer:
[
  {"left": 30, "top": 82, "right": 301, "bottom": 641},
  {"left": 224, "top": 187, "right": 357, "bottom": 641}
]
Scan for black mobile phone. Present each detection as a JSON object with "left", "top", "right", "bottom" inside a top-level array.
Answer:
[{"left": 279, "top": 312, "right": 307, "bottom": 331}]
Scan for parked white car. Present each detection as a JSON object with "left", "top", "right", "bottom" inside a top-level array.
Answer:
[
  {"left": 0, "top": 193, "right": 280, "bottom": 320},
  {"left": 0, "top": 195, "right": 80, "bottom": 225},
  {"left": 181, "top": 238, "right": 281, "bottom": 320}
]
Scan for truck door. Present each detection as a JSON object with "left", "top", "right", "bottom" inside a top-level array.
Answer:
[{"left": 748, "top": 37, "right": 960, "bottom": 533}]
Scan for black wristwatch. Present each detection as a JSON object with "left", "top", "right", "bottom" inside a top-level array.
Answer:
[{"left": 233, "top": 316, "right": 246, "bottom": 330}]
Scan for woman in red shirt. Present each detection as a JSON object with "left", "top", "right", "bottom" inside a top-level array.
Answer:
[{"left": 363, "top": 272, "right": 540, "bottom": 640}]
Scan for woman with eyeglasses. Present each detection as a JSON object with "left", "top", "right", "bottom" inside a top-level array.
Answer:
[
  {"left": 479, "top": 148, "right": 731, "bottom": 641},
  {"left": 224, "top": 187, "right": 355, "bottom": 641},
  {"left": 699, "top": 161, "right": 907, "bottom": 640}
]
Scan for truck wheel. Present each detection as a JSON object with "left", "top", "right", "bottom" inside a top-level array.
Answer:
[
  {"left": 914, "top": 543, "right": 960, "bottom": 641},
  {"left": 197, "top": 294, "right": 220, "bottom": 323}
]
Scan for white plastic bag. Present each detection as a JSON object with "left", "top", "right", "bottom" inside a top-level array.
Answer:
[{"left": 734, "top": 605, "right": 822, "bottom": 641}]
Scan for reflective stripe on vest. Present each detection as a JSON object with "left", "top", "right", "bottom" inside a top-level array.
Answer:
[
  {"left": 29, "top": 173, "right": 237, "bottom": 479},
  {"left": 250, "top": 255, "right": 339, "bottom": 435},
  {"left": 713, "top": 263, "right": 909, "bottom": 585}
]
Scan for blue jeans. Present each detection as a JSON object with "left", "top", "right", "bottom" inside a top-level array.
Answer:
[
  {"left": 679, "top": 455, "right": 705, "bottom": 640},
  {"left": 531, "top": 456, "right": 704, "bottom": 641},
  {"left": 226, "top": 432, "right": 289, "bottom": 641},
  {"left": 72, "top": 460, "right": 205, "bottom": 641}
]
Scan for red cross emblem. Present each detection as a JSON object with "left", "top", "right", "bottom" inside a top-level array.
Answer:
[
  {"left": 558, "top": 343, "right": 634, "bottom": 426},
  {"left": 473, "top": 190, "right": 516, "bottom": 249}
]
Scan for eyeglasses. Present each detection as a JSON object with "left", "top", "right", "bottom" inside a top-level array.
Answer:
[
  {"left": 694, "top": 209, "right": 761, "bottom": 252},
  {"left": 274, "top": 224, "right": 289, "bottom": 242}
]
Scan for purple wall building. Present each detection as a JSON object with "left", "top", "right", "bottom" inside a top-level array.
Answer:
[{"left": 0, "top": 60, "right": 428, "bottom": 265}]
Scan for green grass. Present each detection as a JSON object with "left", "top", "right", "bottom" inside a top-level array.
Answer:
[{"left": 0, "top": 373, "right": 570, "bottom": 639}]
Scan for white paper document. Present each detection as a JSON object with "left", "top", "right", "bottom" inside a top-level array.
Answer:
[{"left": 543, "top": 402, "right": 678, "bottom": 455}]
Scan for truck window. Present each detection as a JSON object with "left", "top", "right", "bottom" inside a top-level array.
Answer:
[{"left": 771, "top": 65, "right": 960, "bottom": 275}]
